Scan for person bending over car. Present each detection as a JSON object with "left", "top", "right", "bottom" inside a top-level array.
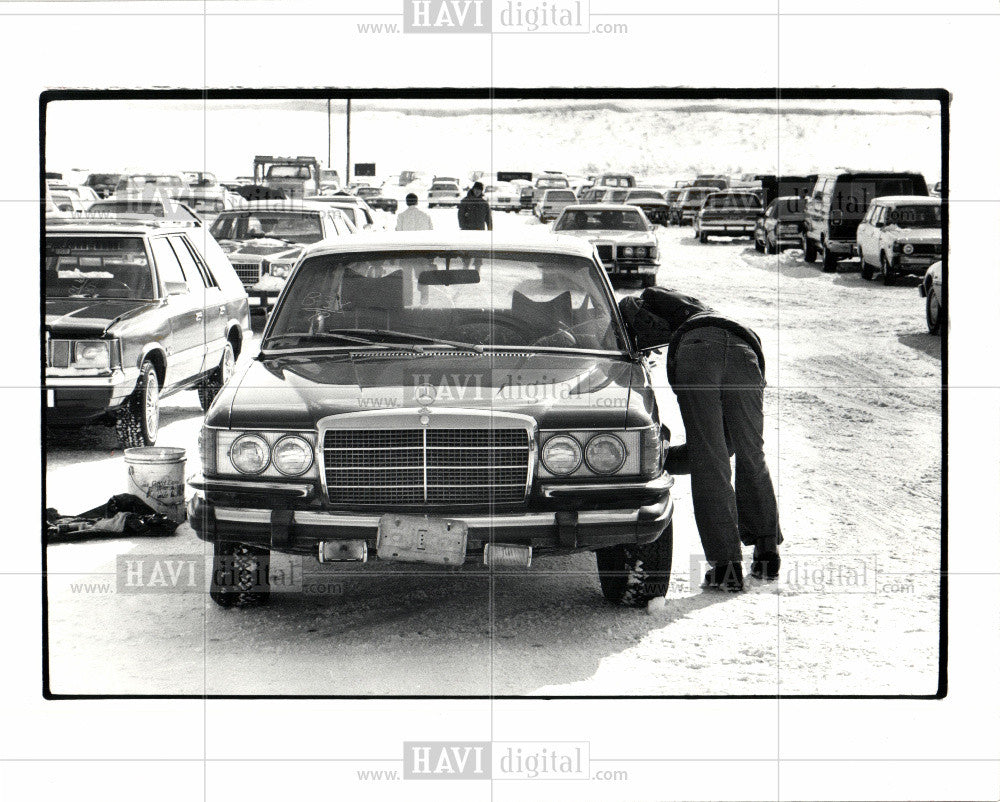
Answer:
[{"left": 620, "top": 287, "right": 782, "bottom": 591}]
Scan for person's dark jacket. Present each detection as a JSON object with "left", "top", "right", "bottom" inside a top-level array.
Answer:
[
  {"left": 457, "top": 191, "right": 492, "bottom": 230},
  {"left": 618, "top": 287, "right": 765, "bottom": 389}
]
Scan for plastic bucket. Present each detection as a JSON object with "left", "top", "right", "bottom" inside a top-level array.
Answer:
[{"left": 124, "top": 447, "right": 187, "bottom": 523}]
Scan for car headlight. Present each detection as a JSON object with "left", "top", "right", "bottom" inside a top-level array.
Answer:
[
  {"left": 71, "top": 340, "right": 112, "bottom": 369},
  {"left": 902, "top": 243, "right": 914, "bottom": 255},
  {"left": 634, "top": 247, "right": 646, "bottom": 258},
  {"left": 648, "top": 246, "right": 657, "bottom": 260},
  {"left": 622, "top": 246, "right": 634, "bottom": 257},
  {"left": 229, "top": 434, "right": 270, "bottom": 474},
  {"left": 269, "top": 261, "right": 294, "bottom": 278},
  {"left": 585, "top": 434, "right": 627, "bottom": 474},
  {"left": 271, "top": 435, "right": 314, "bottom": 476},
  {"left": 541, "top": 435, "right": 582, "bottom": 475}
]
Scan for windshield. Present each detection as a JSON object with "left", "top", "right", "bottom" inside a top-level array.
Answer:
[
  {"left": 430, "top": 183, "right": 458, "bottom": 192},
  {"left": 769, "top": 197, "right": 808, "bottom": 217},
  {"left": 267, "top": 165, "right": 313, "bottom": 179},
  {"left": 885, "top": 204, "right": 941, "bottom": 228},
  {"left": 210, "top": 211, "right": 324, "bottom": 243},
  {"left": 663, "top": 190, "right": 682, "bottom": 202},
  {"left": 704, "top": 193, "right": 762, "bottom": 209},
  {"left": 46, "top": 236, "right": 154, "bottom": 300},
  {"left": 555, "top": 208, "right": 647, "bottom": 232},
  {"left": 832, "top": 177, "right": 926, "bottom": 215},
  {"left": 86, "top": 173, "right": 120, "bottom": 186},
  {"left": 183, "top": 197, "right": 224, "bottom": 213},
  {"left": 120, "top": 174, "right": 182, "bottom": 188},
  {"left": 682, "top": 189, "right": 714, "bottom": 204},
  {"left": 600, "top": 177, "right": 631, "bottom": 187},
  {"left": 265, "top": 250, "right": 626, "bottom": 353},
  {"left": 536, "top": 178, "right": 569, "bottom": 188}
]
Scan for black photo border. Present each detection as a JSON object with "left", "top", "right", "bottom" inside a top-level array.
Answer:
[{"left": 39, "top": 86, "right": 949, "bottom": 701}]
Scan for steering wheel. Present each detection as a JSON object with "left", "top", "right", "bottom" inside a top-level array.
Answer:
[{"left": 451, "top": 310, "right": 578, "bottom": 348}]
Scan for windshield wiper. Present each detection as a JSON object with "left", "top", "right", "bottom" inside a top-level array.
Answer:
[
  {"left": 262, "top": 332, "right": 422, "bottom": 353},
  {"left": 325, "top": 328, "right": 484, "bottom": 353}
]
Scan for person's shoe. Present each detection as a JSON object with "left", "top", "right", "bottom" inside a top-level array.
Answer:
[
  {"left": 703, "top": 561, "right": 744, "bottom": 592},
  {"left": 751, "top": 538, "right": 781, "bottom": 580}
]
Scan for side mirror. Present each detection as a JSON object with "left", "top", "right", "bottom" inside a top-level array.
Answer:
[{"left": 165, "top": 280, "right": 188, "bottom": 296}]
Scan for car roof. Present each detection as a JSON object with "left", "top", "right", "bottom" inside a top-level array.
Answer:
[
  {"left": 232, "top": 200, "right": 331, "bottom": 212},
  {"left": 870, "top": 195, "right": 940, "bottom": 205},
  {"left": 561, "top": 203, "right": 645, "bottom": 212},
  {"left": 299, "top": 230, "right": 597, "bottom": 259},
  {"left": 45, "top": 218, "right": 196, "bottom": 235}
]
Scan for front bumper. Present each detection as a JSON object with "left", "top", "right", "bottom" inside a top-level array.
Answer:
[
  {"left": 606, "top": 261, "right": 658, "bottom": 275},
  {"left": 187, "top": 473, "right": 674, "bottom": 558},
  {"left": 246, "top": 288, "right": 280, "bottom": 309},
  {"left": 44, "top": 371, "right": 133, "bottom": 422},
  {"left": 893, "top": 254, "right": 940, "bottom": 275}
]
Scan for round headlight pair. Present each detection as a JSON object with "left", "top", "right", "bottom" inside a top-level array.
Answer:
[
  {"left": 634, "top": 247, "right": 647, "bottom": 257},
  {"left": 622, "top": 246, "right": 634, "bottom": 257},
  {"left": 902, "top": 243, "right": 914, "bottom": 255},
  {"left": 230, "top": 434, "right": 313, "bottom": 476},
  {"left": 541, "top": 434, "right": 626, "bottom": 476}
]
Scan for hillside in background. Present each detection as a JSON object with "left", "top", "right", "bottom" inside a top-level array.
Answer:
[{"left": 47, "top": 98, "right": 942, "bottom": 183}]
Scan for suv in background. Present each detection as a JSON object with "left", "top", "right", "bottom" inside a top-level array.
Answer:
[
  {"left": 856, "top": 196, "right": 942, "bottom": 285},
  {"left": 803, "top": 171, "right": 928, "bottom": 271},
  {"left": 45, "top": 218, "right": 251, "bottom": 447}
]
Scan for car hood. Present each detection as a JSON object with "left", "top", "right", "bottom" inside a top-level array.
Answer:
[
  {"left": 45, "top": 297, "right": 158, "bottom": 337},
  {"left": 885, "top": 227, "right": 941, "bottom": 244},
  {"left": 556, "top": 229, "right": 655, "bottom": 243},
  {"left": 212, "top": 351, "right": 653, "bottom": 431}
]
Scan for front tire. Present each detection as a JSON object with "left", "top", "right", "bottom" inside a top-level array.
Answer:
[
  {"left": 804, "top": 237, "right": 818, "bottom": 263},
  {"left": 210, "top": 542, "right": 271, "bottom": 608},
  {"left": 698, "top": 231, "right": 709, "bottom": 243},
  {"left": 765, "top": 235, "right": 777, "bottom": 255},
  {"left": 926, "top": 286, "right": 944, "bottom": 334},
  {"left": 754, "top": 233, "right": 765, "bottom": 253},
  {"left": 595, "top": 522, "right": 674, "bottom": 607},
  {"left": 821, "top": 245, "right": 838, "bottom": 273},
  {"left": 115, "top": 360, "right": 159, "bottom": 448},
  {"left": 880, "top": 254, "right": 896, "bottom": 285},
  {"left": 198, "top": 341, "right": 235, "bottom": 412}
]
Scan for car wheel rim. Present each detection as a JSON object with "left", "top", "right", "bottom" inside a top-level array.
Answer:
[{"left": 145, "top": 372, "right": 159, "bottom": 438}]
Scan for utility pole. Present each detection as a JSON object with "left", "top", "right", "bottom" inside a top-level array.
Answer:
[
  {"left": 345, "top": 98, "right": 351, "bottom": 187},
  {"left": 326, "top": 99, "right": 332, "bottom": 169}
]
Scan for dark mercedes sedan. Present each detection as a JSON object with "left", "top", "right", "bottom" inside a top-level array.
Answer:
[{"left": 189, "top": 232, "right": 675, "bottom": 609}]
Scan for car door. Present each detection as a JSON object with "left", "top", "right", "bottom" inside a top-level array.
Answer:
[
  {"left": 856, "top": 204, "right": 876, "bottom": 263},
  {"left": 869, "top": 205, "right": 888, "bottom": 261},
  {"left": 148, "top": 236, "right": 205, "bottom": 388},
  {"left": 171, "top": 233, "right": 226, "bottom": 376}
]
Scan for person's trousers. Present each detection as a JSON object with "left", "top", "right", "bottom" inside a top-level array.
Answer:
[{"left": 668, "top": 327, "right": 782, "bottom": 564}]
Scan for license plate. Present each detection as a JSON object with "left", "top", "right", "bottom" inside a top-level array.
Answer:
[
  {"left": 376, "top": 514, "right": 468, "bottom": 566},
  {"left": 46, "top": 389, "right": 54, "bottom": 407}
]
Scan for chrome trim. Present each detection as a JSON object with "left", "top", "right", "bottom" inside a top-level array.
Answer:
[
  {"left": 44, "top": 370, "right": 129, "bottom": 386},
  {"left": 188, "top": 474, "right": 313, "bottom": 497},
  {"left": 541, "top": 473, "right": 675, "bottom": 498},
  {"left": 207, "top": 505, "right": 650, "bottom": 529}
]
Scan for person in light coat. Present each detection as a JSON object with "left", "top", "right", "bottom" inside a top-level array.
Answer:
[{"left": 395, "top": 193, "right": 433, "bottom": 231}]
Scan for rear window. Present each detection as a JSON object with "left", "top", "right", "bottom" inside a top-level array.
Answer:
[
  {"left": 831, "top": 176, "right": 927, "bottom": 214},
  {"left": 430, "top": 183, "right": 458, "bottom": 192},
  {"left": 626, "top": 191, "right": 663, "bottom": 201},
  {"left": 267, "top": 165, "right": 313, "bottom": 179},
  {"left": 768, "top": 197, "right": 808, "bottom": 216},
  {"left": 545, "top": 191, "right": 576, "bottom": 202},
  {"left": 86, "top": 173, "right": 120, "bottom": 186},
  {"left": 536, "top": 178, "right": 569, "bottom": 189},
  {"left": 704, "top": 193, "right": 762, "bottom": 209}
]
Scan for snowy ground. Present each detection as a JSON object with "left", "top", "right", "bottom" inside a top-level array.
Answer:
[{"left": 44, "top": 209, "right": 941, "bottom": 696}]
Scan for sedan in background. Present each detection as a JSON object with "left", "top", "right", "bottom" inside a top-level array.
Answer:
[
  {"left": 694, "top": 190, "right": 763, "bottom": 242},
  {"left": 622, "top": 189, "right": 671, "bottom": 226},
  {"left": 753, "top": 196, "right": 808, "bottom": 254},
  {"left": 553, "top": 204, "right": 659, "bottom": 286},
  {"left": 209, "top": 200, "right": 357, "bottom": 310},
  {"left": 427, "top": 180, "right": 462, "bottom": 208},
  {"left": 534, "top": 188, "right": 578, "bottom": 222}
]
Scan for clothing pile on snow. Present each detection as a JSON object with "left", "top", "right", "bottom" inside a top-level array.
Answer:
[{"left": 45, "top": 494, "right": 180, "bottom": 541}]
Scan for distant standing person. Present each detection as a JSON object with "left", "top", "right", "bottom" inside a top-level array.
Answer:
[
  {"left": 395, "top": 193, "right": 433, "bottom": 231},
  {"left": 457, "top": 181, "right": 492, "bottom": 230}
]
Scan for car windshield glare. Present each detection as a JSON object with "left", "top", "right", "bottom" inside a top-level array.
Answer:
[
  {"left": 210, "top": 212, "right": 323, "bottom": 243},
  {"left": 46, "top": 236, "right": 154, "bottom": 300},
  {"left": 264, "top": 250, "right": 627, "bottom": 353},
  {"left": 884, "top": 205, "right": 941, "bottom": 228},
  {"left": 555, "top": 209, "right": 646, "bottom": 232}
]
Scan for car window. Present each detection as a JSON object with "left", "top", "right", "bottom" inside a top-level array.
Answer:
[
  {"left": 45, "top": 235, "right": 155, "bottom": 300},
  {"left": 178, "top": 235, "right": 220, "bottom": 287},
  {"left": 545, "top": 191, "right": 576, "bottom": 202},
  {"left": 884, "top": 204, "right": 941, "bottom": 228},
  {"left": 169, "top": 235, "right": 211, "bottom": 289},
  {"left": 554, "top": 208, "right": 647, "bottom": 232},
  {"left": 149, "top": 237, "right": 189, "bottom": 291},
  {"left": 872, "top": 206, "right": 885, "bottom": 226}
]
